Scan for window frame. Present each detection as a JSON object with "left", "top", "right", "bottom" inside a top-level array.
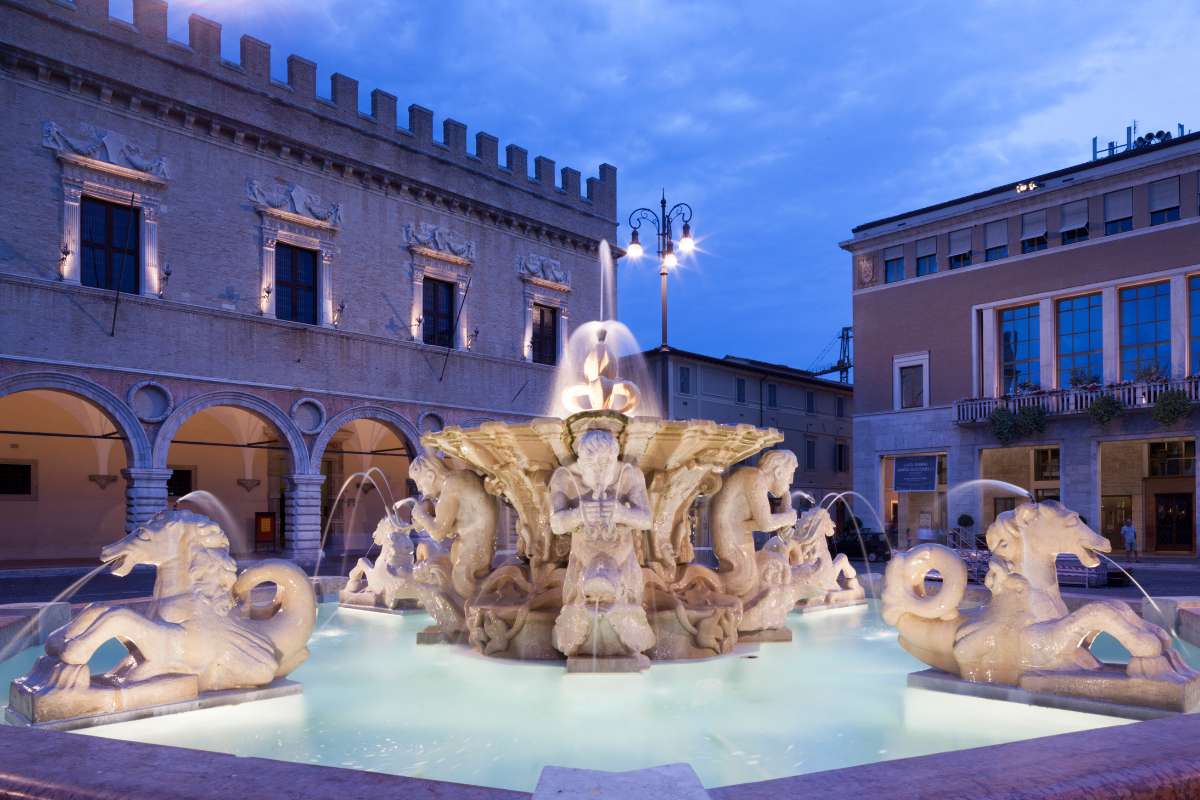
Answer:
[
  {"left": 80, "top": 195, "right": 141, "bottom": 294},
  {"left": 893, "top": 352, "right": 930, "bottom": 411},
  {"left": 948, "top": 252, "right": 972, "bottom": 269},
  {"left": 1190, "top": 275, "right": 1200, "bottom": 376},
  {"left": 1056, "top": 292, "right": 1103, "bottom": 387},
  {"left": 273, "top": 242, "right": 320, "bottom": 325},
  {"left": 884, "top": 257, "right": 904, "bottom": 283},
  {"left": 1119, "top": 281, "right": 1172, "bottom": 381},
  {"left": 1061, "top": 226, "right": 1089, "bottom": 245},
  {"left": 999, "top": 303, "right": 1041, "bottom": 394},
  {"left": 735, "top": 377, "right": 747, "bottom": 404},
  {"left": 766, "top": 382, "right": 778, "bottom": 408},
  {"left": 805, "top": 438, "right": 817, "bottom": 471},
  {"left": 985, "top": 245, "right": 1008, "bottom": 262},
  {"left": 422, "top": 276, "right": 458, "bottom": 348},
  {"left": 1020, "top": 235, "right": 1048, "bottom": 254},
  {"left": 678, "top": 364, "right": 692, "bottom": 395},
  {"left": 1150, "top": 206, "right": 1181, "bottom": 226},
  {"left": 0, "top": 460, "right": 36, "bottom": 500},
  {"left": 530, "top": 302, "right": 559, "bottom": 366},
  {"left": 805, "top": 390, "right": 816, "bottom": 414}
]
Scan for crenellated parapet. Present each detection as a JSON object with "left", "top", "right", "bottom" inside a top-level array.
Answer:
[{"left": 6, "top": 0, "right": 617, "bottom": 222}]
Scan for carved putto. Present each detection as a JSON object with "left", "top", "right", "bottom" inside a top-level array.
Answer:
[
  {"left": 404, "top": 222, "right": 476, "bottom": 260},
  {"left": 43, "top": 121, "right": 169, "bottom": 178},
  {"left": 246, "top": 178, "right": 342, "bottom": 225},
  {"left": 516, "top": 254, "right": 570, "bottom": 287}
]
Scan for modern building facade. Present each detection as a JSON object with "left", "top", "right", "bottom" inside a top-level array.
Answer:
[
  {"left": 641, "top": 347, "right": 853, "bottom": 535},
  {"left": 0, "top": 0, "right": 616, "bottom": 564},
  {"left": 844, "top": 131, "right": 1200, "bottom": 556}
]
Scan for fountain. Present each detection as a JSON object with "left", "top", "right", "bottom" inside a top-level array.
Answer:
[
  {"left": 882, "top": 500, "right": 1199, "bottom": 714},
  {"left": 7, "top": 510, "right": 316, "bottom": 728},
  {"left": 387, "top": 318, "right": 866, "bottom": 670}
]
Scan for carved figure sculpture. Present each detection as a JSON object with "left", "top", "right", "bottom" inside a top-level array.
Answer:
[
  {"left": 43, "top": 121, "right": 169, "bottom": 177},
  {"left": 10, "top": 511, "right": 315, "bottom": 724},
  {"left": 409, "top": 455, "right": 496, "bottom": 636},
  {"left": 559, "top": 329, "right": 640, "bottom": 415},
  {"left": 710, "top": 450, "right": 803, "bottom": 633},
  {"left": 550, "top": 429, "right": 656, "bottom": 663},
  {"left": 767, "top": 506, "right": 864, "bottom": 608},
  {"left": 883, "top": 501, "right": 1198, "bottom": 711},
  {"left": 246, "top": 178, "right": 342, "bottom": 225},
  {"left": 339, "top": 503, "right": 423, "bottom": 610}
]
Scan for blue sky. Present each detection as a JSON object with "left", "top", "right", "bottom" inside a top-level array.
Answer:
[{"left": 140, "top": 0, "right": 1200, "bottom": 373}]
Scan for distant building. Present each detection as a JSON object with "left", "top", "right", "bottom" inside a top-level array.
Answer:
[
  {"left": 640, "top": 347, "right": 854, "bottom": 534},
  {"left": 843, "top": 131, "right": 1200, "bottom": 556},
  {"left": 0, "top": 0, "right": 616, "bottom": 564}
]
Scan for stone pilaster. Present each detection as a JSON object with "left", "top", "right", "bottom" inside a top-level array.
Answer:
[
  {"left": 61, "top": 181, "right": 82, "bottom": 283},
  {"left": 1059, "top": 437, "right": 1099, "bottom": 530},
  {"left": 121, "top": 468, "right": 173, "bottom": 533},
  {"left": 283, "top": 474, "right": 324, "bottom": 565}
]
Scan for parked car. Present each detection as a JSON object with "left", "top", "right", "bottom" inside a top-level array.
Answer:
[{"left": 830, "top": 529, "right": 892, "bottom": 562}]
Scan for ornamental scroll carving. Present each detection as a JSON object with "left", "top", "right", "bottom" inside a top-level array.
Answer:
[
  {"left": 42, "top": 121, "right": 169, "bottom": 178},
  {"left": 403, "top": 223, "right": 476, "bottom": 261},
  {"left": 246, "top": 178, "right": 342, "bottom": 226},
  {"left": 516, "top": 254, "right": 570, "bottom": 287}
]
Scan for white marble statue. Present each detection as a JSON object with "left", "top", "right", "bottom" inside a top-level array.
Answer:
[
  {"left": 409, "top": 454, "right": 497, "bottom": 636},
  {"left": 883, "top": 501, "right": 1198, "bottom": 709},
  {"left": 766, "top": 506, "right": 864, "bottom": 608},
  {"left": 339, "top": 503, "right": 423, "bottom": 610},
  {"left": 10, "top": 510, "right": 315, "bottom": 724},
  {"left": 550, "top": 429, "right": 656, "bottom": 663}
]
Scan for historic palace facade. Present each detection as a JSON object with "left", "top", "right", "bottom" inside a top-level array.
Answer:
[{"left": 0, "top": 0, "right": 616, "bottom": 564}]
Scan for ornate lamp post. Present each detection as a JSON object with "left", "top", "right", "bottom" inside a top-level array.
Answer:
[{"left": 625, "top": 191, "right": 696, "bottom": 410}]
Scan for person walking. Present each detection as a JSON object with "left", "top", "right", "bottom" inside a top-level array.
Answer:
[{"left": 1120, "top": 518, "right": 1138, "bottom": 562}]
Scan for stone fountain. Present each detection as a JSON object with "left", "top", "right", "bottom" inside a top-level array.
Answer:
[
  {"left": 400, "top": 321, "right": 863, "bottom": 671},
  {"left": 883, "top": 500, "right": 1200, "bottom": 715},
  {"left": 8, "top": 510, "right": 316, "bottom": 728}
]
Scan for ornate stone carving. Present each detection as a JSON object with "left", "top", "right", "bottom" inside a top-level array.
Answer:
[
  {"left": 42, "top": 121, "right": 169, "bottom": 178},
  {"left": 8, "top": 511, "right": 315, "bottom": 724},
  {"left": 516, "top": 253, "right": 570, "bottom": 287},
  {"left": 246, "top": 178, "right": 342, "bottom": 226},
  {"left": 403, "top": 222, "right": 476, "bottom": 260},
  {"left": 855, "top": 254, "right": 875, "bottom": 286},
  {"left": 340, "top": 505, "right": 443, "bottom": 610},
  {"left": 883, "top": 501, "right": 1200, "bottom": 712}
]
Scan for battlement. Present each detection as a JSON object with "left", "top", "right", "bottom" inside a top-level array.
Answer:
[{"left": 19, "top": 0, "right": 617, "bottom": 219}]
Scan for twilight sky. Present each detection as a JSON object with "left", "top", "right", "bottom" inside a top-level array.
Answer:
[{"left": 142, "top": 0, "right": 1200, "bottom": 373}]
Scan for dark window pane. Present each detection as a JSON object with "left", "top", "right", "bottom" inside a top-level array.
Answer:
[
  {"left": 167, "top": 469, "right": 193, "bottom": 498},
  {"left": 274, "top": 243, "right": 319, "bottom": 325},
  {"left": 422, "top": 278, "right": 456, "bottom": 347},
  {"left": 0, "top": 463, "right": 33, "bottom": 495},
  {"left": 900, "top": 364, "right": 923, "bottom": 408},
  {"left": 1120, "top": 282, "right": 1170, "bottom": 380},
  {"left": 531, "top": 303, "right": 558, "bottom": 365},
  {"left": 79, "top": 197, "right": 140, "bottom": 293}
]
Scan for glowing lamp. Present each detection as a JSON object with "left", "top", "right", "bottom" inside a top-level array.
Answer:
[
  {"left": 679, "top": 222, "right": 695, "bottom": 253},
  {"left": 627, "top": 229, "right": 643, "bottom": 259},
  {"left": 663, "top": 250, "right": 678, "bottom": 269}
]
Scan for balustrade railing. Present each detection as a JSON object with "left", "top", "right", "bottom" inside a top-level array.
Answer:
[{"left": 955, "top": 375, "right": 1200, "bottom": 424}]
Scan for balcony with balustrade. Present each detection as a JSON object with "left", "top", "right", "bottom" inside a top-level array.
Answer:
[{"left": 955, "top": 375, "right": 1200, "bottom": 424}]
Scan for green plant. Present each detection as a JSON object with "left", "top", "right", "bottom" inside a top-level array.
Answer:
[
  {"left": 956, "top": 513, "right": 975, "bottom": 529},
  {"left": 1134, "top": 364, "right": 1167, "bottom": 384},
  {"left": 1016, "top": 405, "right": 1048, "bottom": 437},
  {"left": 1152, "top": 389, "right": 1192, "bottom": 426},
  {"left": 1088, "top": 394, "right": 1124, "bottom": 426},
  {"left": 988, "top": 407, "right": 1020, "bottom": 445}
]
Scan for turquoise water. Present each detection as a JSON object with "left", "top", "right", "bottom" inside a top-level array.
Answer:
[{"left": 1, "top": 603, "right": 1138, "bottom": 791}]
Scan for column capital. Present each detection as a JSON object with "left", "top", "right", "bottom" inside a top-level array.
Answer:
[
  {"left": 121, "top": 467, "right": 174, "bottom": 482},
  {"left": 286, "top": 473, "right": 326, "bottom": 491}
]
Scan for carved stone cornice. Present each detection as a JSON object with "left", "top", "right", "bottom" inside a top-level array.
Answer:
[{"left": 55, "top": 152, "right": 167, "bottom": 186}]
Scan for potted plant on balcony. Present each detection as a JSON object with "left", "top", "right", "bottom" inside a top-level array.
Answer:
[
  {"left": 1152, "top": 388, "right": 1192, "bottom": 427},
  {"left": 1088, "top": 393, "right": 1124, "bottom": 426}
]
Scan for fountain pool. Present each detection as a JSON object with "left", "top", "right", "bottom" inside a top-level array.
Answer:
[{"left": 0, "top": 601, "right": 1142, "bottom": 792}]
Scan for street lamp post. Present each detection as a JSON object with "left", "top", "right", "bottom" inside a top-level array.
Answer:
[{"left": 626, "top": 191, "right": 696, "bottom": 412}]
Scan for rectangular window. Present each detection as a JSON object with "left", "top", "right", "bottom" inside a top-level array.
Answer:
[
  {"left": 1191, "top": 276, "right": 1200, "bottom": 375},
  {"left": 0, "top": 462, "right": 34, "bottom": 497},
  {"left": 1034, "top": 448, "right": 1060, "bottom": 482},
  {"left": 81, "top": 196, "right": 139, "bottom": 293},
  {"left": 166, "top": 467, "right": 194, "bottom": 499},
  {"left": 274, "top": 243, "right": 318, "bottom": 324},
  {"left": 1057, "top": 293, "right": 1103, "bottom": 386},
  {"left": 766, "top": 383, "right": 778, "bottom": 408},
  {"left": 1149, "top": 177, "right": 1180, "bottom": 226},
  {"left": 1104, "top": 189, "right": 1133, "bottom": 235},
  {"left": 883, "top": 245, "right": 904, "bottom": 283},
  {"left": 531, "top": 303, "right": 558, "bottom": 365},
  {"left": 899, "top": 364, "right": 924, "bottom": 409},
  {"left": 805, "top": 390, "right": 815, "bottom": 413},
  {"left": 736, "top": 377, "right": 746, "bottom": 403},
  {"left": 678, "top": 365, "right": 691, "bottom": 395},
  {"left": 1059, "top": 199, "right": 1089, "bottom": 244},
  {"left": 999, "top": 303, "right": 1041, "bottom": 393},
  {"left": 836, "top": 396, "right": 845, "bottom": 417},
  {"left": 1020, "top": 210, "right": 1047, "bottom": 253},
  {"left": 1149, "top": 441, "right": 1195, "bottom": 477},
  {"left": 916, "top": 237, "right": 937, "bottom": 276},
  {"left": 1119, "top": 282, "right": 1171, "bottom": 381},
  {"left": 994, "top": 497, "right": 1017, "bottom": 518},
  {"left": 984, "top": 220, "right": 1007, "bottom": 261},
  {"left": 805, "top": 439, "right": 816, "bottom": 471},
  {"left": 948, "top": 228, "right": 972, "bottom": 268},
  {"left": 834, "top": 442, "right": 848, "bottom": 473},
  {"left": 422, "top": 278, "right": 456, "bottom": 348}
]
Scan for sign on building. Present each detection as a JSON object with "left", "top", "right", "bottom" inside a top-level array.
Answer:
[{"left": 893, "top": 455, "right": 938, "bottom": 492}]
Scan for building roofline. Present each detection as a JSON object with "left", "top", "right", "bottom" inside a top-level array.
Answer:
[
  {"left": 849, "top": 130, "right": 1200, "bottom": 236},
  {"left": 637, "top": 346, "right": 853, "bottom": 391}
]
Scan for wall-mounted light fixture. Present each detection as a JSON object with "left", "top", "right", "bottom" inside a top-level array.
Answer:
[
  {"left": 260, "top": 283, "right": 272, "bottom": 314},
  {"left": 467, "top": 327, "right": 480, "bottom": 350},
  {"left": 1016, "top": 181, "right": 1040, "bottom": 193},
  {"left": 236, "top": 478, "right": 261, "bottom": 492},
  {"left": 158, "top": 262, "right": 172, "bottom": 298},
  {"left": 333, "top": 300, "right": 347, "bottom": 328},
  {"left": 58, "top": 245, "right": 71, "bottom": 279},
  {"left": 88, "top": 474, "right": 118, "bottom": 489},
  {"left": 411, "top": 315, "right": 423, "bottom": 340}
]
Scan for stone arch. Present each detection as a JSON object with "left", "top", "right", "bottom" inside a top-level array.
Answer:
[
  {"left": 309, "top": 405, "right": 420, "bottom": 473},
  {"left": 152, "top": 391, "right": 309, "bottom": 473},
  {"left": 0, "top": 371, "right": 152, "bottom": 468},
  {"left": 458, "top": 415, "right": 498, "bottom": 429}
]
